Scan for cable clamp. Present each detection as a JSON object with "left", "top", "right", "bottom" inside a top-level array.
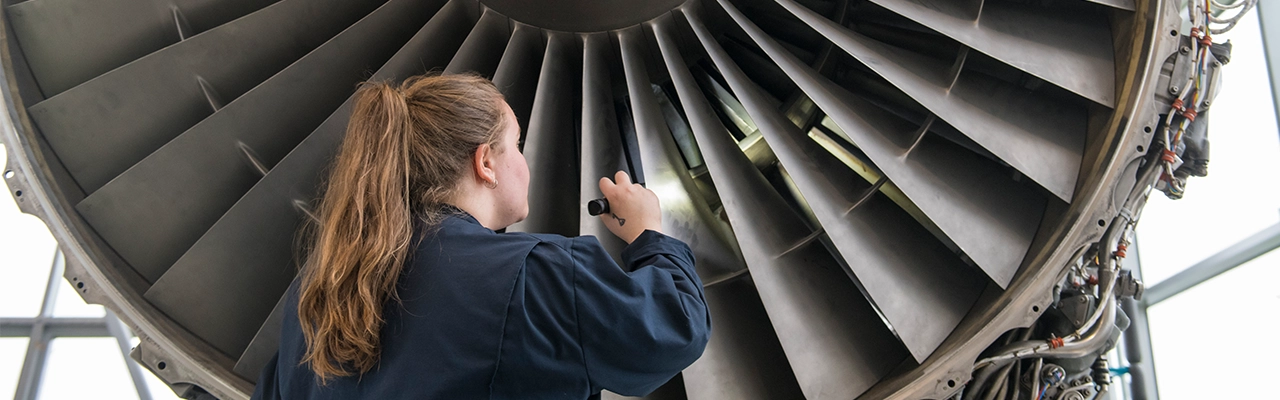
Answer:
[
  {"left": 1182, "top": 108, "right": 1197, "bottom": 122},
  {"left": 1160, "top": 149, "right": 1177, "bottom": 164}
]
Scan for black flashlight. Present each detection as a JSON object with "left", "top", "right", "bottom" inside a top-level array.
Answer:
[{"left": 587, "top": 198, "right": 610, "bottom": 216}]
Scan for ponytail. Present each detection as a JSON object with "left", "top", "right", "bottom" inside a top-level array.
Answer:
[{"left": 297, "top": 73, "right": 507, "bottom": 382}]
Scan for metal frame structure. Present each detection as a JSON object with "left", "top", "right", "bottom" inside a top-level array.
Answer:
[
  {"left": 1259, "top": 1, "right": 1280, "bottom": 140},
  {"left": 1143, "top": 222, "right": 1280, "bottom": 305},
  {"left": 1115, "top": 222, "right": 1280, "bottom": 400},
  {"left": 0, "top": 249, "right": 154, "bottom": 400}
]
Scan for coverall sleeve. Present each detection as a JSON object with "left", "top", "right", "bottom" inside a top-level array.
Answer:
[{"left": 570, "top": 230, "right": 710, "bottom": 396}]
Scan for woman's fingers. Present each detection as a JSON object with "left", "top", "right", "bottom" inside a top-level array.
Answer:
[
  {"left": 599, "top": 176, "right": 615, "bottom": 196},
  {"left": 597, "top": 170, "right": 659, "bottom": 243},
  {"left": 614, "top": 170, "right": 631, "bottom": 187}
]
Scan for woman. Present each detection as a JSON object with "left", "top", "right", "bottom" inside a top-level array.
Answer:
[{"left": 252, "top": 73, "right": 710, "bottom": 399}]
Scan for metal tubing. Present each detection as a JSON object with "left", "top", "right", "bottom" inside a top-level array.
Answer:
[
  {"left": 1259, "top": 1, "right": 1280, "bottom": 142},
  {"left": 976, "top": 265, "right": 1121, "bottom": 371},
  {"left": 14, "top": 250, "right": 63, "bottom": 400},
  {"left": 0, "top": 318, "right": 111, "bottom": 338},
  {"left": 106, "top": 311, "right": 154, "bottom": 400},
  {"left": 1123, "top": 238, "right": 1160, "bottom": 400}
]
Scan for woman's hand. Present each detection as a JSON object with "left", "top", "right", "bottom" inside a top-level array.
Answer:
[{"left": 598, "top": 171, "right": 662, "bottom": 243}]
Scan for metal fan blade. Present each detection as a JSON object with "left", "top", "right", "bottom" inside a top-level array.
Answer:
[
  {"left": 670, "top": 12, "right": 914, "bottom": 396},
  {"left": 616, "top": 26, "right": 745, "bottom": 285},
  {"left": 491, "top": 23, "right": 546, "bottom": 136},
  {"left": 506, "top": 32, "right": 581, "bottom": 236},
  {"left": 143, "top": 0, "right": 475, "bottom": 358},
  {"left": 774, "top": 0, "right": 1084, "bottom": 202},
  {"left": 28, "top": 0, "right": 387, "bottom": 193},
  {"left": 579, "top": 32, "right": 630, "bottom": 264},
  {"left": 445, "top": 7, "right": 511, "bottom": 76},
  {"left": 6, "top": 0, "right": 276, "bottom": 96},
  {"left": 708, "top": 0, "right": 1044, "bottom": 290},
  {"left": 75, "top": 0, "right": 441, "bottom": 283},
  {"left": 869, "top": 0, "right": 1116, "bottom": 107}
]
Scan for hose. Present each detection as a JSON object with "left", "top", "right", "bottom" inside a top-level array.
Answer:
[
  {"left": 1091, "top": 384, "right": 1109, "bottom": 400},
  {"left": 973, "top": 265, "right": 1120, "bottom": 370},
  {"left": 1030, "top": 359, "right": 1044, "bottom": 400}
]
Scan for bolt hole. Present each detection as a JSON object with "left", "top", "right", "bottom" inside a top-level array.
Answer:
[
  {"left": 76, "top": 282, "right": 84, "bottom": 289},
  {"left": 1097, "top": 219, "right": 1106, "bottom": 227},
  {"left": 1170, "top": 29, "right": 1178, "bottom": 36},
  {"left": 1032, "top": 305, "right": 1041, "bottom": 313},
  {"left": 1137, "top": 145, "right": 1144, "bottom": 152},
  {"left": 3, "top": 170, "right": 12, "bottom": 179},
  {"left": 157, "top": 362, "right": 166, "bottom": 370},
  {"left": 947, "top": 380, "right": 956, "bottom": 388},
  {"left": 1143, "top": 126, "right": 1152, "bottom": 133},
  {"left": 14, "top": 190, "right": 21, "bottom": 197}
]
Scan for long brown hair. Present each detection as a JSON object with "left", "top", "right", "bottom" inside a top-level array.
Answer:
[{"left": 296, "top": 73, "right": 507, "bottom": 382}]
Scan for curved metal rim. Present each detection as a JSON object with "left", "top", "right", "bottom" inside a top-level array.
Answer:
[
  {"left": 0, "top": 1, "right": 1179, "bottom": 399},
  {"left": 0, "top": 7, "right": 253, "bottom": 399},
  {"left": 862, "top": 0, "right": 1181, "bottom": 397}
]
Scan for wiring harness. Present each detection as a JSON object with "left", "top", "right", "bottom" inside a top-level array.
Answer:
[{"left": 959, "top": 1, "right": 1252, "bottom": 399}]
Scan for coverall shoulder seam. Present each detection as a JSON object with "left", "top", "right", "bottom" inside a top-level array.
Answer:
[
  {"left": 567, "top": 238, "right": 593, "bottom": 392},
  {"left": 486, "top": 236, "right": 548, "bottom": 398}
]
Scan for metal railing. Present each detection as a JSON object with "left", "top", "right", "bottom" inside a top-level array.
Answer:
[{"left": 2, "top": 250, "right": 154, "bottom": 400}]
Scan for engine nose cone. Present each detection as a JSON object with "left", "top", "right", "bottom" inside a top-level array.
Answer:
[{"left": 480, "top": 0, "right": 685, "bottom": 31}]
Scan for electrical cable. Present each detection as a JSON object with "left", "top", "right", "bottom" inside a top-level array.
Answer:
[
  {"left": 1210, "top": 0, "right": 1246, "bottom": 10},
  {"left": 1208, "top": 0, "right": 1256, "bottom": 34},
  {"left": 1010, "top": 359, "right": 1022, "bottom": 400},
  {"left": 980, "top": 363, "right": 1013, "bottom": 400},
  {"left": 972, "top": 260, "right": 1121, "bottom": 370},
  {"left": 967, "top": 0, "right": 1256, "bottom": 390}
]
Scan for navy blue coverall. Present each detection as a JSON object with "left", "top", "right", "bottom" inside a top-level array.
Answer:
[{"left": 252, "top": 209, "right": 710, "bottom": 399}]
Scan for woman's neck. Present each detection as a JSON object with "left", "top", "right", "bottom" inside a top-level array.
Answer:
[{"left": 448, "top": 185, "right": 502, "bottom": 230}]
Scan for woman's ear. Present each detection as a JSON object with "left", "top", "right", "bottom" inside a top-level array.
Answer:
[{"left": 472, "top": 144, "right": 495, "bottom": 185}]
